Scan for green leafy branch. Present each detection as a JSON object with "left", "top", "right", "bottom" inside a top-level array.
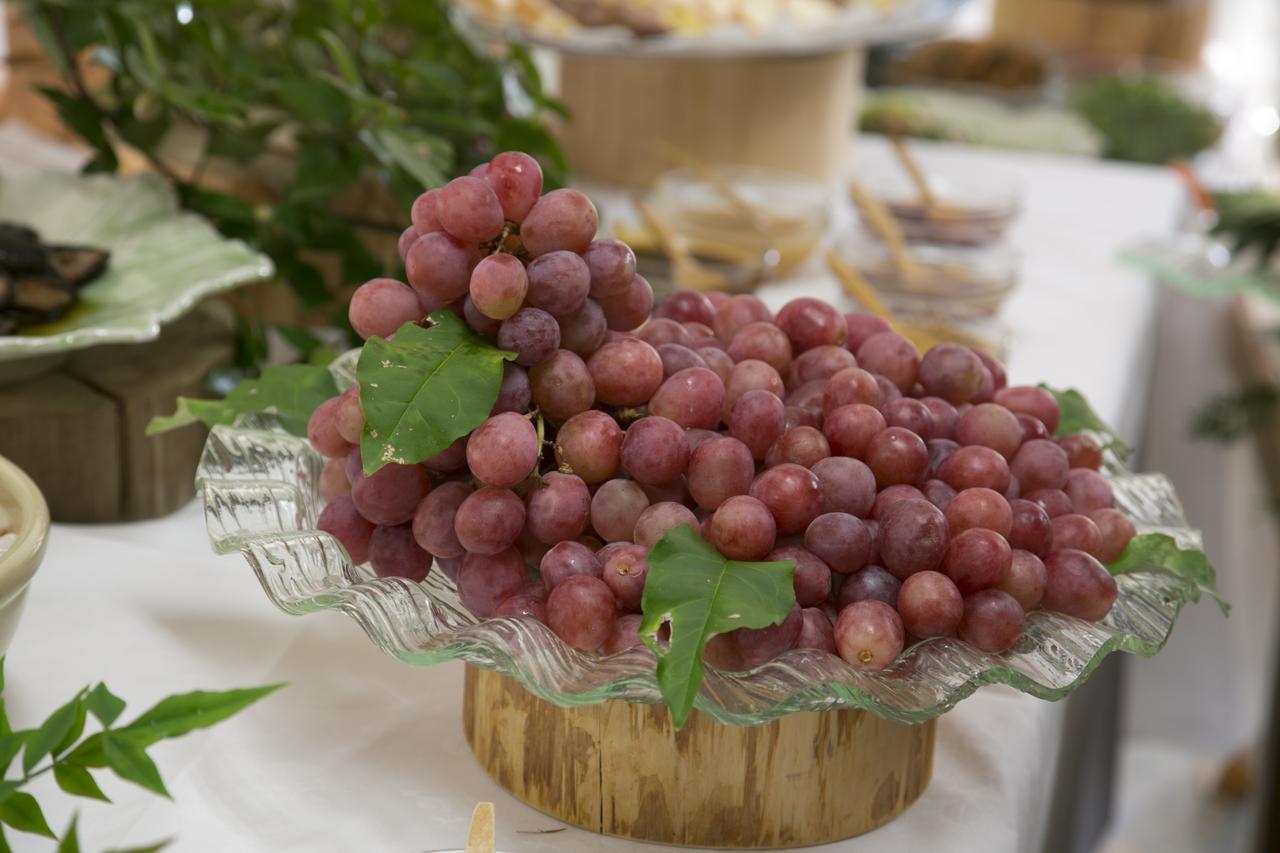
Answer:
[{"left": 0, "top": 658, "right": 282, "bottom": 851}]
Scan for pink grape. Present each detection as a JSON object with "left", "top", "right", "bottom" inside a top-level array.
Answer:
[
  {"left": 468, "top": 254, "right": 528, "bottom": 321},
  {"left": 603, "top": 613, "right": 646, "bottom": 655},
  {"left": 994, "top": 386, "right": 1060, "bottom": 433},
  {"left": 497, "top": 307, "right": 561, "bottom": 366},
  {"left": 349, "top": 278, "right": 423, "bottom": 339},
  {"left": 649, "top": 367, "right": 725, "bottom": 430},
  {"left": 620, "top": 416, "right": 689, "bottom": 486},
  {"left": 735, "top": 605, "right": 803, "bottom": 668},
  {"left": 525, "top": 472, "right": 591, "bottom": 544},
  {"left": 713, "top": 295, "right": 773, "bottom": 343},
  {"left": 590, "top": 479, "right": 650, "bottom": 542},
  {"left": 898, "top": 571, "right": 963, "bottom": 638},
  {"left": 729, "top": 389, "right": 786, "bottom": 460},
  {"left": 555, "top": 410, "right": 622, "bottom": 484},
  {"left": 335, "top": 386, "right": 365, "bottom": 445},
  {"left": 485, "top": 151, "right": 543, "bottom": 222},
  {"left": 467, "top": 412, "right": 538, "bottom": 488},
  {"left": 687, "top": 436, "right": 755, "bottom": 512},
  {"left": 397, "top": 225, "right": 417, "bottom": 261},
  {"left": 405, "top": 231, "right": 472, "bottom": 304},
  {"left": 320, "top": 457, "right": 351, "bottom": 501},
  {"left": 1065, "top": 468, "right": 1115, "bottom": 514},
  {"left": 997, "top": 550, "right": 1048, "bottom": 610},
  {"left": 823, "top": 367, "right": 882, "bottom": 413},
  {"left": 922, "top": 397, "right": 959, "bottom": 439},
  {"left": 775, "top": 297, "right": 845, "bottom": 352},
  {"left": 633, "top": 502, "right": 698, "bottom": 548},
  {"left": 1042, "top": 549, "right": 1118, "bottom": 621},
  {"left": 838, "top": 565, "right": 901, "bottom": 609},
  {"left": 636, "top": 318, "right": 693, "bottom": 349},
  {"left": 823, "top": 403, "right": 886, "bottom": 459},
  {"left": 437, "top": 176, "right": 504, "bottom": 243},
  {"left": 598, "top": 275, "right": 655, "bottom": 332},
  {"left": 583, "top": 239, "right": 636, "bottom": 298},
  {"left": 724, "top": 360, "right": 785, "bottom": 420},
  {"left": 412, "top": 480, "right": 472, "bottom": 558},
  {"left": 587, "top": 338, "right": 663, "bottom": 406},
  {"left": 1060, "top": 433, "right": 1104, "bottom": 470},
  {"left": 917, "top": 343, "right": 984, "bottom": 404},
  {"left": 876, "top": 498, "right": 949, "bottom": 580},
  {"left": 789, "top": 345, "right": 857, "bottom": 389},
  {"left": 656, "top": 343, "right": 708, "bottom": 378},
  {"left": 812, "top": 456, "right": 877, "bottom": 517},
  {"left": 708, "top": 495, "right": 777, "bottom": 561},
  {"left": 871, "top": 484, "right": 926, "bottom": 521},
  {"left": 463, "top": 295, "right": 501, "bottom": 337},
  {"left": 767, "top": 546, "right": 831, "bottom": 607},
  {"left": 958, "top": 589, "right": 1025, "bottom": 652},
  {"left": 942, "top": 528, "right": 1012, "bottom": 594},
  {"left": 856, "top": 332, "right": 919, "bottom": 393},
  {"left": 834, "top": 600, "right": 904, "bottom": 672},
  {"left": 1026, "top": 488, "right": 1073, "bottom": 518},
  {"left": 1011, "top": 438, "right": 1070, "bottom": 493},
  {"left": 547, "top": 575, "right": 616, "bottom": 651},
  {"left": 955, "top": 402, "right": 1022, "bottom": 460},
  {"left": 530, "top": 349, "right": 595, "bottom": 422},
  {"left": 308, "top": 397, "right": 350, "bottom": 458},
  {"left": 972, "top": 347, "right": 1007, "bottom": 390},
  {"left": 601, "top": 543, "right": 650, "bottom": 610},
  {"left": 727, "top": 322, "right": 792, "bottom": 375},
  {"left": 865, "top": 426, "right": 929, "bottom": 488},
  {"left": 874, "top": 374, "right": 903, "bottom": 404},
  {"left": 844, "top": 312, "right": 892, "bottom": 351},
  {"left": 557, "top": 299, "right": 608, "bottom": 357},
  {"left": 368, "top": 524, "right": 432, "bottom": 582},
  {"left": 540, "top": 540, "right": 603, "bottom": 591},
  {"left": 1051, "top": 513, "right": 1103, "bottom": 557},
  {"left": 749, "top": 464, "right": 824, "bottom": 536},
  {"left": 804, "top": 512, "right": 871, "bottom": 574},
  {"left": 1017, "top": 414, "right": 1050, "bottom": 443},
  {"left": 656, "top": 290, "right": 716, "bottom": 326},
  {"left": 937, "top": 445, "right": 1011, "bottom": 493},
  {"left": 944, "top": 487, "right": 1013, "bottom": 537},
  {"left": 352, "top": 462, "right": 430, "bottom": 526},
  {"left": 521, "top": 188, "right": 598, "bottom": 256},
  {"left": 318, "top": 495, "right": 376, "bottom": 564},
  {"left": 411, "top": 188, "right": 442, "bottom": 234},
  {"left": 882, "top": 398, "right": 935, "bottom": 440},
  {"left": 1090, "top": 508, "right": 1136, "bottom": 563},
  {"left": 699, "top": 346, "right": 735, "bottom": 384},
  {"left": 458, "top": 548, "right": 528, "bottom": 618},
  {"left": 797, "top": 608, "right": 836, "bottom": 653},
  {"left": 1008, "top": 498, "right": 1053, "bottom": 557},
  {"left": 491, "top": 362, "right": 532, "bottom": 415},
  {"left": 764, "top": 426, "right": 831, "bottom": 469},
  {"left": 493, "top": 591, "right": 549, "bottom": 623},
  {"left": 454, "top": 486, "right": 525, "bottom": 555},
  {"left": 526, "top": 250, "right": 591, "bottom": 317}
]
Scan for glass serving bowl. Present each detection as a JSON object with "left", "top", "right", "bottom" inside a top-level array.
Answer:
[
  {"left": 198, "top": 363, "right": 1208, "bottom": 726},
  {"left": 856, "top": 162, "right": 1021, "bottom": 247}
]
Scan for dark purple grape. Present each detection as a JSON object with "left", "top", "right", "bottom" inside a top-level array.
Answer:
[
  {"left": 958, "top": 589, "right": 1025, "bottom": 652},
  {"left": 803, "top": 512, "right": 871, "bottom": 575},
  {"left": 837, "top": 565, "right": 901, "bottom": 609}
]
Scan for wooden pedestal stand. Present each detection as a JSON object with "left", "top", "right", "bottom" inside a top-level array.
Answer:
[
  {"left": 0, "top": 307, "right": 234, "bottom": 523},
  {"left": 992, "top": 0, "right": 1210, "bottom": 68},
  {"left": 463, "top": 666, "right": 935, "bottom": 848},
  {"left": 555, "top": 49, "right": 863, "bottom": 188}
]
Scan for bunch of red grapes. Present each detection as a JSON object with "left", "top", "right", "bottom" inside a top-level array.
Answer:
[{"left": 306, "top": 150, "right": 1136, "bottom": 673}]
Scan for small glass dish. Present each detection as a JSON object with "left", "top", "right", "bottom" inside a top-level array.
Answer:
[{"left": 855, "top": 162, "right": 1021, "bottom": 246}]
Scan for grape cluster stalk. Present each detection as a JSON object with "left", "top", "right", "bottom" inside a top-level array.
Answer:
[{"left": 308, "top": 150, "right": 1134, "bottom": 672}]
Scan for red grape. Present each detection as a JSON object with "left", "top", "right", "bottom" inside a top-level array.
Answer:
[
  {"left": 993, "top": 386, "right": 1060, "bottom": 433},
  {"left": 856, "top": 332, "right": 919, "bottom": 394},
  {"left": 318, "top": 495, "right": 375, "bottom": 564},
  {"left": 749, "top": 463, "right": 824, "bottom": 535},
  {"left": 458, "top": 548, "right": 528, "bottom": 618},
  {"left": 776, "top": 297, "right": 845, "bottom": 353},
  {"left": 944, "top": 487, "right": 1013, "bottom": 537},
  {"left": 521, "top": 189, "right": 598, "bottom": 256},
  {"left": 547, "top": 575, "right": 616, "bottom": 650},
  {"left": 823, "top": 403, "right": 886, "bottom": 459},
  {"left": 467, "top": 411, "right": 538, "bottom": 488},
  {"left": 708, "top": 495, "right": 777, "bottom": 561},
  {"left": 1042, "top": 549, "right": 1117, "bottom": 621},
  {"left": 620, "top": 416, "right": 689, "bottom": 485},
  {"left": 897, "top": 570, "right": 963, "bottom": 638},
  {"left": 349, "top": 278, "right": 423, "bottom": 339},
  {"left": 834, "top": 600, "right": 904, "bottom": 671},
  {"left": 485, "top": 151, "right": 543, "bottom": 222},
  {"left": 804, "top": 512, "right": 872, "bottom": 574},
  {"left": 687, "top": 436, "right": 755, "bottom": 512},
  {"left": 876, "top": 498, "right": 949, "bottom": 580},
  {"left": 555, "top": 410, "right": 622, "bottom": 485},
  {"left": 958, "top": 589, "right": 1024, "bottom": 652},
  {"left": 525, "top": 472, "right": 591, "bottom": 545},
  {"left": 1090, "top": 508, "right": 1136, "bottom": 563},
  {"left": 649, "top": 367, "right": 725, "bottom": 430},
  {"left": 996, "top": 550, "right": 1048, "bottom": 611},
  {"left": 589, "top": 479, "right": 650, "bottom": 543},
  {"left": 942, "top": 528, "right": 1012, "bottom": 594},
  {"left": 540, "top": 540, "right": 603, "bottom": 591}
]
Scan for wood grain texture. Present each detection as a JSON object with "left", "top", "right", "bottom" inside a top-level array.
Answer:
[
  {"left": 556, "top": 50, "right": 862, "bottom": 188},
  {"left": 463, "top": 666, "right": 935, "bottom": 848},
  {"left": 992, "top": 0, "right": 1210, "bottom": 67}
]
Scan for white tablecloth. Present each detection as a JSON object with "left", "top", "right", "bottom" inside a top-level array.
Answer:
[{"left": 6, "top": 139, "right": 1181, "bottom": 852}]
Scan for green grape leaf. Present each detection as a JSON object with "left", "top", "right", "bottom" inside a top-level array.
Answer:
[
  {"left": 145, "top": 365, "right": 338, "bottom": 437},
  {"left": 0, "top": 791, "right": 56, "bottom": 839},
  {"left": 63, "top": 733, "right": 107, "bottom": 769},
  {"left": 102, "top": 736, "right": 169, "bottom": 799},
  {"left": 58, "top": 814, "right": 80, "bottom": 853},
  {"left": 86, "top": 683, "right": 127, "bottom": 728},
  {"left": 53, "top": 701, "right": 88, "bottom": 757},
  {"left": 120, "top": 685, "right": 284, "bottom": 746},
  {"left": 357, "top": 314, "right": 517, "bottom": 475},
  {"left": 22, "top": 692, "right": 85, "bottom": 774},
  {"left": 1107, "top": 533, "right": 1229, "bottom": 615},
  {"left": 0, "top": 734, "right": 27, "bottom": 774},
  {"left": 1040, "top": 385, "right": 1133, "bottom": 459},
  {"left": 54, "top": 764, "right": 110, "bottom": 803},
  {"left": 639, "top": 525, "right": 796, "bottom": 729}
]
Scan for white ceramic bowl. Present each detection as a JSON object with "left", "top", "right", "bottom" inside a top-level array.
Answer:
[{"left": 0, "top": 456, "right": 50, "bottom": 655}]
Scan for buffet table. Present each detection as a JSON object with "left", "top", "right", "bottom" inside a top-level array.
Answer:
[{"left": 5, "top": 140, "right": 1181, "bottom": 852}]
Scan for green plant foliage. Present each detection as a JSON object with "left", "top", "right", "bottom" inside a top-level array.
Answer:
[
  {"left": 1210, "top": 190, "right": 1280, "bottom": 272},
  {"left": 1041, "top": 385, "right": 1133, "bottom": 458},
  {"left": 1069, "top": 75, "right": 1220, "bottom": 164},
  {"left": 1107, "top": 533, "right": 1228, "bottom": 615},
  {"left": 146, "top": 364, "right": 338, "bottom": 437}
]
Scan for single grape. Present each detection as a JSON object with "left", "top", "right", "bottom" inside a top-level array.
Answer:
[
  {"left": 898, "top": 571, "right": 963, "bottom": 638},
  {"left": 411, "top": 480, "right": 471, "bottom": 559},
  {"left": 724, "top": 360, "right": 785, "bottom": 420},
  {"left": 1090, "top": 508, "right": 1136, "bottom": 563},
  {"left": 844, "top": 312, "right": 893, "bottom": 351},
  {"left": 727, "top": 322, "right": 792, "bottom": 375},
  {"left": 633, "top": 502, "right": 698, "bottom": 548},
  {"left": 437, "top": 176, "right": 504, "bottom": 243},
  {"left": 996, "top": 550, "right": 1048, "bottom": 611},
  {"left": 729, "top": 389, "right": 786, "bottom": 460},
  {"left": 1042, "top": 549, "right": 1118, "bottom": 621},
  {"left": 583, "top": 239, "right": 636, "bottom": 298},
  {"left": 708, "top": 495, "right": 777, "bottom": 561},
  {"left": 944, "top": 487, "right": 1013, "bottom": 537},
  {"left": 1060, "top": 433, "right": 1104, "bottom": 470},
  {"left": 590, "top": 479, "right": 650, "bottom": 543},
  {"left": 958, "top": 589, "right": 1025, "bottom": 652},
  {"left": 619, "top": 416, "right": 689, "bottom": 486},
  {"left": 776, "top": 297, "right": 845, "bottom": 353},
  {"left": 788, "top": 345, "right": 857, "bottom": 389},
  {"left": 397, "top": 225, "right": 417, "bottom": 261},
  {"left": 308, "top": 397, "right": 351, "bottom": 458},
  {"left": 466, "top": 412, "right": 538, "bottom": 488},
  {"left": 1016, "top": 413, "right": 1050, "bottom": 443},
  {"left": 764, "top": 426, "right": 831, "bottom": 469},
  {"left": 713, "top": 295, "right": 773, "bottom": 343},
  {"left": 655, "top": 343, "right": 707, "bottom": 379},
  {"left": 369, "top": 524, "right": 433, "bottom": 582},
  {"left": 405, "top": 231, "right": 472, "bottom": 304},
  {"left": 937, "top": 445, "right": 1012, "bottom": 493},
  {"left": 352, "top": 462, "right": 431, "bottom": 526},
  {"left": 1025, "top": 488, "right": 1074, "bottom": 518},
  {"left": 491, "top": 362, "right": 532, "bottom": 415},
  {"left": 812, "top": 456, "right": 877, "bottom": 517},
  {"left": 1010, "top": 438, "right": 1070, "bottom": 493},
  {"left": 497, "top": 307, "right": 561, "bottom": 366},
  {"left": 823, "top": 366, "right": 882, "bottom": 414},
  {"left": 547, "top": 575, "right": 617, "bottom": 651},
  {"left": 525, "top": 472, "right": 591, "bottom": 545},
  {"left": 603, "top": 613, "right": 646, "bottom": 655},
  {"left": 521, "top": 188, "right": 598, "bottom": 256},
  {"left": 468, "top": 254, "right": 526, "bottom": 322},
  {"left": 649, "top": 367, "right": 725, "bottom": 430},
  {"left": 922, "top": 479, "right": 957, "bottom": 510},
  {"left": 797, "top": 607, "right": 837, "bottom": 653},
  {"left": 834, "top": 600, "right": 904, "bottom": 672},
  {"left": 529, "top": 349, "right": 595, "bottom": 422},
  {"left": 540, "top": 540, "right": 603, "bottom": 591},
  {"left": 557, "top": 299, "right": 608, "bottom": 358},
  {"left": 882, "top": 398, "right": 934, "bottom": 441},
  {"left": 942, "top": 528, "right": 1012, "bottom": 594},
  {"left": 765, "top": 546, "right": 831, "bottom": 607},
  {"left": 822, "top": 403, "right": 887, "bottom": 459},
  {"left": 320, "top": 457, "right": 351, "bottom": 501},
  {"left": 1050, "top": 513, "right": 1103, "bottom": 557},
  {"left": 697, "top": 346, "right": 735, "bottom": 384},
  {"left": 636, "top": 318, "right": 693, "bottom": 349},
  {"left": 687, "top": 436, "right": 755, "bottom": 512},
  {"left": 1064, "top": 468, "right": 1115, "bottom": 514},
  {"left": 425, "top": 436, "right": 468, "bottom": 473},
  {"left": 804, "top": 512, "right": 872, "bottom": 575},
  {"left": 869, "top": 484, "right": 924, "bottom": 522},
  {"left": 876, "top": 498, "right": 949, "bottom": 580},
  {"left": 920, "top": 397, "right": 959, "bottom": 439},
  {"left": 525, "top": 250, "right": 591, "bottom": 317},
  {"left": 411, "top": 188, "right": 442, "bottom": 234},
  {"left": 993, "top": 386, "right": 1060, "bottom": 433},
  {"left": 654, "top": 290, "right": 716, "bottom": 326},
  {"left": 735, "top": 605, "right": 803, "bottom": 668},
  {"left": 493, "top": 591, "right": 550, "bottom": 623},
  {"left": 601, "top": 543, "right": 650, "bottom": 610},
  {"left": 318, "top": 495, "right": 375, "bottom": 564},
  {"left": 971, "top": 347, "right": 1007, "bottom": 390},
  {"left": 873, "top": 374, "right": 903, "bottom": 404},
  {"left": 554, "top": 410, "right": 622, "bottom": 485},
  {"left": 749, "top": 463, "right": 824, "bottom": 536},
  {"left": 955, "top": 402, "right": 1022, "bottom": 460},
  {"left": 1008, "top": 498, "right": 1053, "bottom": 557},
  {"left": 454, "top": 486, "right": 525, "bottom": 555},
  {"left": 837, "top": 565, "right": 901, "bottom": 609},
  {"left": 349, "top": 278, "right": 423, "bottom": 340},
  {"left": 599, "top": 274, "right": 654, "bottom": 331},
  {"left": 334, "top": 385, "right": 364, "bottom": 445},
  {"left": 855, "top": 332, "right": 919, "bottom": 394},
  {"left": 865, "top": 426, "right": 929, "bottom": 489},
  {"left": 485, "top": 151, "right": 543, "bottom": 222},
  {"left": 458, "top": 548, "right": 528, "bottom": 618},
  {"left": 917, "top": 343, "right": 984, "bottom": 404},
  {"left": 463, "top": 295, "right": 502, "bottom": 337},
  {"left": 587, "top": 337, "right": 664, "bottom": 406}
]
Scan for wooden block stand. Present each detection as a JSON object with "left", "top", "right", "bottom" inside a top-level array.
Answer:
[
  {"left": 463, "top": 666, "right": 935, "bottom": 848},
  {"left": 992, "top": 0, "right": 1210, "bottom": 68},
  {"left": 0, "top": 307, "right": 234, "bottom": 523}
]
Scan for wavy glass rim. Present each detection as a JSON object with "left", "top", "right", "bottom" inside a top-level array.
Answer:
[{"left": 198, "top": 398, "right": 1207, "bottom": 725}]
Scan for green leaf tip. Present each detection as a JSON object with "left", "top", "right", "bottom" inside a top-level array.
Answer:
[
  {"left": 1040, "top": 385, "right": 1134, "bottom": 459},
  {"left": 1107, "top": 532, "right": 1229, "bottom": 615},
  {"left": 639, "top": 525, "right": 796, "bottom": 729},
  {"left": 121, "top": 683, "right": 285, "bottom": 745},
  {"left": 146, "top": 365, "right": 337, "bottom": 437}
]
